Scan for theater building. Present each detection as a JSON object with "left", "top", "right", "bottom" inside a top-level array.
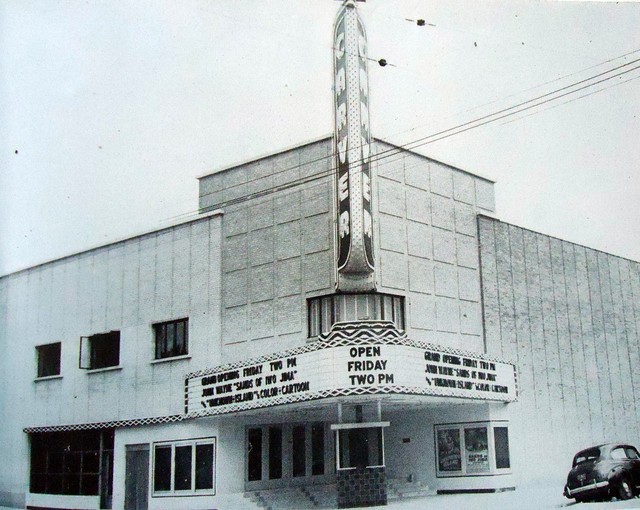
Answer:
[{"left": 2, "top": 2, "right": 640, "bottom": 509}]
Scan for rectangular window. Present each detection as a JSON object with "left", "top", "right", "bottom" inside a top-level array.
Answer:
[
  {"left": 195, "top": 444, "right": 215, "bottom": 490},
  {"left": 435, "top": 422, "right": 511, "bottom": 477},
  {"left": 336, "top": 427, "right": 385, "bottom": 470},
  {"left": 292, "top": 425, "right": 306, "bottom": 477},
  {"left": 247, "top": 428, "right": 262, "bottom": 482},
  {"left": 494, "top": 427, "right": 510, "bottom": 469},
  {"left": 152, "top": 438, "right": 216, "bottom": 496},
  {"left": 268, "top": 426, "right": 283, "bottom": 480},
  {"left": 307, "top": 293, "right": 405, "bottom": 337},
  {"left": 154, "top": 318, "right": 189, "bottom": 359},
  {"left": 154, "top": 446, "right": 171, "bottom": 492},
  {"left": 36, "top": 342, "right": 61, "bottom": 378},
  {"left": 30, "top": 429, "right": 114, "bottom": 496},
  {"left": 80, "top": 331, "right": 120, "bottom": 370},
  {"left": 311, "top": 423, "right": 325, "bottom": 476}
]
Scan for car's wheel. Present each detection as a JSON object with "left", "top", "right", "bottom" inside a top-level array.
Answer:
[{"left": 617, "top": 477, "right": 634, "bottom": 500}]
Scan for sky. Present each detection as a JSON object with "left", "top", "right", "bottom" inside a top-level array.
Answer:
[{"left": 1, "top": 0, "right": 639, "bottom": 276}]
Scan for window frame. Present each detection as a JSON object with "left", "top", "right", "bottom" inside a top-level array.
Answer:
[
  {"left": 152, "top": 437, "right": 216, "bottom": 497},
  {"left": 625, "top": 446, "right": 640, "bottom": 460},
  {"left": 79, "top": 331, "right": 121, "bottom": 371},
  {"left": 36, "top": 342, "right": 62, "bottom": 379},
  {"left": 152, "top": 318, "right": 189, "bottom": 361},
  {"left": 307, "top": 293, "right": 405, "bottom": 338},
  {"left": 29, "top": 429, "right": 114, "bottom": 496},
  {"left": 434, "top": 421, "right": 511, "bottom": 478}
]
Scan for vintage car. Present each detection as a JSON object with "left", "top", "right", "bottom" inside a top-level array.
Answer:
[{"left": 564, "top": 443, "right": 640, "bottom": 502}]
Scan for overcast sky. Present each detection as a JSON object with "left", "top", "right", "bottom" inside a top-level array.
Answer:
[{"left": 1, "top": 0, "right": 639, "bottom": 276}]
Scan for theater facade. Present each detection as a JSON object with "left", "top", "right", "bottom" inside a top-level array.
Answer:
[{"left": 2, "top": 2, "right": 640, "bottom": 510}]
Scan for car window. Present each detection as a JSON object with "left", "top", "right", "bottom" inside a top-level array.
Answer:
[
  {"left": 611, "top": 447, "right": 627, "bottom": 460},
  {"left": 625, "top": 447, "right": 640, "bottom": 460},
  {"left": 574, "top": 448, "right": 600, "bottom": 466}
]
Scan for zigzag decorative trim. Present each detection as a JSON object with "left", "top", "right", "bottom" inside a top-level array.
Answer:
[
  {"left": 26, "top": 321, "right": 518, "bottom": 431},
  {"left": 187, "top": 382, "right": 517, "bottom": 419},
  {"left": 24, "top": 414, "right": 184, "bottom": 434},
  {"left": 186, "top": 320, "right": 516, "bottom": 379}
]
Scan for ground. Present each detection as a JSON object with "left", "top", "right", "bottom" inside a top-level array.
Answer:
[{"left": 373, "top": 487, "right": 640, "bottom": 510}]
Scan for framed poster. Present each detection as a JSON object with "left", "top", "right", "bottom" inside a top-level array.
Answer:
[
  {"left": 436, "top": 428, "right": 462, "bottom": 473},
  {"left": 464, "top": 427, "right": 489, "bottom": 473},
  {"left": 435, "top": 421, "right": 511, "bottom": 477}
]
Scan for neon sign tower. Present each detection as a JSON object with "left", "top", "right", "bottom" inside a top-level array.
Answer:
[{"left": 333, "top": 0, "right": 375, "bottom": 291}]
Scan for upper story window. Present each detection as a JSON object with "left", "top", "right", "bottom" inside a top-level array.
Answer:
[
  {"left": 154, "top": 318, "right": 189, "bottom": 360},
  {"left": 80, "top": 331, "right": 120, "bottom": 370},
  {"left": 307, "top": 293, "right": 405, "bottom": 338},
  {"left": 36, "top": 342, "right": 61, "bottom": 378}
]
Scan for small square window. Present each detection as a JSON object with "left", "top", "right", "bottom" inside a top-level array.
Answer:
[
  {"left": 37, "top": 342, "right": 61, "bottom": 378},
  {"left": 154, "top": 318, "right": 188, "bottom": 360},
  {"left": 80, "top": 332, "right": 120, "bottom": 370}
]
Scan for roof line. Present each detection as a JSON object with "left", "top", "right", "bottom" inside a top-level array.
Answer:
[
  {"left": 1, "top": 209, "right": 224, "bottom": 279},
  {"left": 197, "top": 135, "right": 495, "bottom": 184},
  {"left": 374, "top": 138, "right": 495, "bottom": 184},
  {"left": 196, "top": 134, "right": 334, "bottom": 179},
  {"left": 478, "top": 213, "right": 640, "bottom": 264}
]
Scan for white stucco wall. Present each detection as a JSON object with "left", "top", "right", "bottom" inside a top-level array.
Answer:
[{"left": 0, "top": 212, "right": 222, "bottom": 507}]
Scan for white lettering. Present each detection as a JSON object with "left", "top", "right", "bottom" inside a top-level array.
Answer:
[
  {"left": 360, "top": 101, "right": 369, "bottom": 133},
  {"left": 339, "top": 173, "right": 349, "bottom": 201},
  {"left": 337, "top": 136, "right": 348, "bottom": 163},
  {"left": 336, "top": 68, "right": 346, "bottom": 96},
  {"left": 339, "top": 211, "right": 350, "bottom": 238},
  {"left": 363, "top": 209, "right": 372, "bottom": 237},
  {"left": 359, "top": 67, "right": 368, "bottom": 96},
  {"left": 362, "top": 173, "right": 371, "bottom": 202},
  {"left": 335, "top": 32, "right": 345, "bottom": 59},
  {"left": 358, "top": 33, "right": 366, "bottom": 59},
  {"left": 337, "top": 103, "right": 347, "bottom": 130},
  {"left": 361, "top": 135, "right": 369, "bottom": 159}
]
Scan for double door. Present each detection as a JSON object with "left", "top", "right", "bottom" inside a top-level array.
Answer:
[{"left": 246, "top": 422, "right": 332, "bottom": 489}]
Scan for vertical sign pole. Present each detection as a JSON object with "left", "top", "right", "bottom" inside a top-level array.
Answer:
[{"left": 334, "top": 0, "right": 375, "bottom": 291}]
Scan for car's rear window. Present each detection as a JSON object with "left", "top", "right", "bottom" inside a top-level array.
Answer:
[{"left": 574, "top": 448, "right": 600, "bottom": 466}]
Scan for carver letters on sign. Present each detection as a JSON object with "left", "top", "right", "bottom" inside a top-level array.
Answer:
[{"left": 334, "top": 1, "right": 375, "bottom": 291}]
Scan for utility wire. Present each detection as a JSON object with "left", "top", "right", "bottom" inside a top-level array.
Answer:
[
  {"left": 385, "top": 63, "right": 640, "bottom": 157},
  {"left": 166, "top": 60, "right": 640, "bottom": 223},
  {"left": 380, "top": 56, "right": 640, "bottom": 158},
  {"left": 458, "top": 47, "right": 640, "bottom": 117},
  {"left": 499, "top": 73, "right": 640, "bottom": 127},
  {"left": 196, "top": 55, "right": 640, "bottom": 206}
]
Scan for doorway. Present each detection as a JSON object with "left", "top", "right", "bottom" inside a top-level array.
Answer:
[
  {"left": 246, "top": 422, "right": 332, "bottom": 489},
  {"left": 124, "top": 444, "right": 149, "bottom": 510}
]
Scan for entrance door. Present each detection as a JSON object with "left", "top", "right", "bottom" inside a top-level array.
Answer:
[
  {"left": 246, "top": 422, "right": 332, "bottom": 489},
  {"left": 125, "top": 444, "right": 149, "bottom": 510}
]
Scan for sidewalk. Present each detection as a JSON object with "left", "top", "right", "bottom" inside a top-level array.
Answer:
[{"left": 373, "top": 488, "right": 640, "bottom": 510}]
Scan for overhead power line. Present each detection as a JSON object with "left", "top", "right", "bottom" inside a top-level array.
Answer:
[{"left": 166, "top": 56, "right": 640, "bottom": 223}]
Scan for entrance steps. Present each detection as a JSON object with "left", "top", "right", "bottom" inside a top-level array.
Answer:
[
  {"left": 244, "top": 485, "right": 336, "bottom": 509},
  {"left": 243, "top": 479, "right": 431, "bottom": 509}
]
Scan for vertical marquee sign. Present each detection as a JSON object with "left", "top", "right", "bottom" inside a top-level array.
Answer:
[{"left": 334, "top": 0, "right": 375, "bottom": 291}]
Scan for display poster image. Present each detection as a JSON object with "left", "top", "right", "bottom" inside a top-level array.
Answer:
[
  {"left": 437, "top": 428, "right": 462, "bottom": 472},
  {"left": 464, "top": 427, "right": 490, "bottom": 473}
]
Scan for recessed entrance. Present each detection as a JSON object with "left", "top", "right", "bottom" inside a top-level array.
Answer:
[{"left": 245, "top": 422, "right": 333, "bottom": 489}]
